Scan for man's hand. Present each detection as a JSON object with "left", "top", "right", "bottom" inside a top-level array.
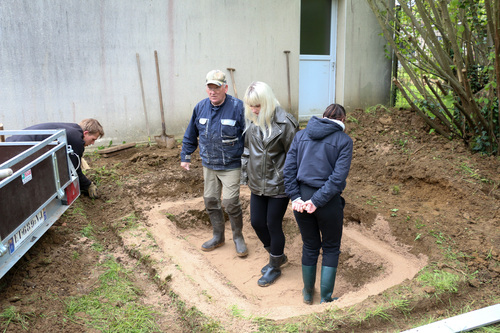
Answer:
[
  {"left": 88, "top": 182, "right": 99, "bottom": 199},
  {"left": 181, "top": 162, "right": 190, "bottom": 170}
]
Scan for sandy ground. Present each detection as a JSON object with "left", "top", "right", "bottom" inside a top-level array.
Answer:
[{"left": 131, "top": 186, "right": 427, "bottom": 323}]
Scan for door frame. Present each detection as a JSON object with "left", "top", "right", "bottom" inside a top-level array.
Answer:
[{"left": 298, "top": 0, "right": 338, "bottom": 120}]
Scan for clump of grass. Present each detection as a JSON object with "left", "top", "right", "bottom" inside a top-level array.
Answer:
[
  {"left": 347, "top": 114, "right": 359, "bottom": 124},
  {"left": 230, "top": 304, "right": 245, "bottom": 318},
  {"left": 88, "top": 165, "right": 120, "bottom": 186},
  {"left": 391, "top": 185, "right": 400, "bottom": 195},
  {"left": 81, "top": 223, "right": 94, "bottom": 238},
  {"left": 122, "top": 213, "right": 139, "bottom": 229},
  {"left": 459, "top": 162, "right": 492, "bottom": 183},
  {"left": 417, "top": 269, "right": 460, "bottom": 293},
  {"left": 80, "top": 223, "right": 104, "bottom": 252},
  {"left": 0, "top": 306, "right": 30, "bottom": 331},
  {"left": 365, "top": 104, "right": 389, "bottom": 113},
  {"left": 167, "top": 290, "right": 222, "bottom": 331},
  {"left": 66, "top": 257, "right": 161, "bottom": 332},
  {"left": 63, "top": 202, "right": 87, "bottom": 219}
]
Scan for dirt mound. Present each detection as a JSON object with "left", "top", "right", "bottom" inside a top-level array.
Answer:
[{"left": 1, "top": 106, "right": 498, "bottom": 332}]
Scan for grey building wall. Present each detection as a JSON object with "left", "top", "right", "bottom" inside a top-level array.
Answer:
[
  {"left": 0, "top": 0, "right": 300, "bottom": 145},
  {"left": 336, "top": 0, "right": 392, "bottom": 111},
  {"left": 0, "top": 0, "right": 390, "bottom": 145}
]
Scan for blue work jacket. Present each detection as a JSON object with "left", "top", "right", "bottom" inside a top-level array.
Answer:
[{"left": 180, "top": 95, "right": 245, "bottom": 170}]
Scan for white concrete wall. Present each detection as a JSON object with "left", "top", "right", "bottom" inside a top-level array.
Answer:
[
  {"left": 336, "top": 0, "right": 392, "bottom": 111},
  {"left": 0, "top": 0, "right": 300, "bottom": 145}
]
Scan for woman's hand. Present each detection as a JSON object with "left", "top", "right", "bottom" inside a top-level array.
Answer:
[
  {"left": 292, "top": 199, "right": 306, "bottom": 212},
  {"left": 303, "top": 200, "right": 317, "bottom": 213}
]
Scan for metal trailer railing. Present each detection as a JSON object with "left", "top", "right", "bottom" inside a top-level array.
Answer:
[{"left": 0, "top": 129, "right": 80, "bottom": 279}]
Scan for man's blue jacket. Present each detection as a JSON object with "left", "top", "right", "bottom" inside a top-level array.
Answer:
[{"left": 180, "top": 94, "right": 245, "bottom": 170}]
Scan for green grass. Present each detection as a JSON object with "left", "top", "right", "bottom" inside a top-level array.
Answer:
[
  {"left": 89, "top": 165, "right": 121, "bottom": 186},
  {"left": 417, "top": 269, "right": 460, "bottom": 293},
  {"left": 365, "top": 104, "right": 389, "bottom": 113},
  {"left": 62, "top": 201, "right": 87, "bottom": 219},
  {"left": 65, "top": 256, "right": 161, "bottom": 332},
  {"left": 81, "top": 223, "right": 94, "bottom": 238},
  {"left": 81, "top": 223, "right": 105, "bottom": 252},
  {"left": 121, "top": 213, "right": 140, "bottom": 229},
  {"left": 0, "top": 306, "right": 30, "bottom": 332},
  {"left": 458, "top": 162, "right": 492, "bottom": 183},
  {"left": 168, "top": 290, "right": 223, "bottom": 332}
]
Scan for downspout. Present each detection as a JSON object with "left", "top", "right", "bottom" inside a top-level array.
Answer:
[{"left": 390, "top": 4, "right": 401, "bottom": 107}]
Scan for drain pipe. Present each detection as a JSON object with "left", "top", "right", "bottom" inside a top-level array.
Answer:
[{"left": 401, "top": 303, "right": 500, "bottom": 333}]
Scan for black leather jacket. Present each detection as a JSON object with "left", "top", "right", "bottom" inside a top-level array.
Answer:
[{"left": 241, "top": 106, "right": 298, "bottom": 196}]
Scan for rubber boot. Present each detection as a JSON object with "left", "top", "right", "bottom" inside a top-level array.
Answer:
[
  {"left": 260, "top": 247, "right": 271, "bottom": 274},
  {"left": 229, "top": 212, "right": 248, "bottom": 257},
  {"left": 302, "top": 265, "right": 316, "bottom": 305},
  {"left": 201, "top": 198, "right": 225, "bottom": 251},
  {"left": 258, "top": 254, "right": 284, "bottom": 287},
  {"left": 261, "top": 247, "right": 288, "bottom": 274},
  {"left": 224, "top": 197, "right": 248, "bottom": 257},
  {"left": 320, "top": 266, "right": 338, "bottom": 303}
]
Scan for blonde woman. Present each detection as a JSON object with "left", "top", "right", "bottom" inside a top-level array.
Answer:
[{"left": 241, "top": 81, "right": 298, "bottom": 286}]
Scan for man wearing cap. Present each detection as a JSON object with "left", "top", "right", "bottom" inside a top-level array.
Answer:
[{"left": 180, "top": 70, "right": 248, "bottom": 257}]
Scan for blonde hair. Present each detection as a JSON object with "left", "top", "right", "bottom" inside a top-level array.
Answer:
[
  {"left": 243, "top": 81, "right": 279, "bottom": 139},
  {"left": 79, "top": 118, "right": 104, "bottom": 138}
]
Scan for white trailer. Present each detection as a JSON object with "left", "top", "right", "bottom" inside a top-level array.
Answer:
[{"left": 0, "top": 129, "right": 80, "bottom": 279}]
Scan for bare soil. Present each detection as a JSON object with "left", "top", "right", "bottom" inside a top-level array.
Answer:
[{"left": 1, "top": 107, "right": 499, "bottom": 332}]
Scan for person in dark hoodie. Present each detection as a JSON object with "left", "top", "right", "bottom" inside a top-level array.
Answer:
[{"left": 283, "top": 103, "right": 353, "bottom": 304}]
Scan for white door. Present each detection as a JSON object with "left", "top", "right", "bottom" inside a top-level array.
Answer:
[{"left": 299, "top": 0, "right": 337, "bottom": 121}]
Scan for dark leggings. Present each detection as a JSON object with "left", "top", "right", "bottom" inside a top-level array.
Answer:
[
  {"left": 294, "top": 184, "right": 344, "bottom": 268},
  {"left": 250, "top": 193, "right": 289, "bottom": 255}
]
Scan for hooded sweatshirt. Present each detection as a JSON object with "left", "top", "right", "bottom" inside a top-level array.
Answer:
[{"left": 283, "top": 116, "right": 353, "bottom": 208}]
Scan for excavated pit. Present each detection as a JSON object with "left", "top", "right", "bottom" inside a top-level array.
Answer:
[{"left": 127, "top": 187, "right": 427, "bottom": 322}]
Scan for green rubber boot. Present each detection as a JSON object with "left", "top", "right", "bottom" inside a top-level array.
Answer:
[
  {"left": 320, "top": 266, "right": 338, "bottom": 303},
  {"left": 302, "top": 265, "right": 316, "bottom": 305}
]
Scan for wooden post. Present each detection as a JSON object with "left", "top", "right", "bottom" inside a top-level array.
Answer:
[{"left": 0, "top": 123, "right": 4, "bottom": 142}]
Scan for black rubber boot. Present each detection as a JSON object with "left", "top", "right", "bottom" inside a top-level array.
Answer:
[
  {"left": 258, "top": 254, "right": 285, "bottom": 287},
  {"left": 302, "top": 265, "right": 316, "bottom": 304},
  {"left": 201, "top": 197, "right": 225, "bottom": 251},
  {"left": 261, "top": 250, "right": 288, "bottom": 274},
  {"left": 320, "top": 266, "right": 338, "bottom": 303},
  {"left": 223, "top": 197, "right": 248, "bottom": 257},
  {"left": 260, "top": 246, "right": 271, "bottom": 274}
]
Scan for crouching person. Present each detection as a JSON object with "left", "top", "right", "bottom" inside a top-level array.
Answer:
[{"left": 7, "top": 119, "right": 104, "bottom": 199}]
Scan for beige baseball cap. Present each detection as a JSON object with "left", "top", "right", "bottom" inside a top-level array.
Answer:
[{"left": 206, "top": 70, "right": 226, "bottom": 86}]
